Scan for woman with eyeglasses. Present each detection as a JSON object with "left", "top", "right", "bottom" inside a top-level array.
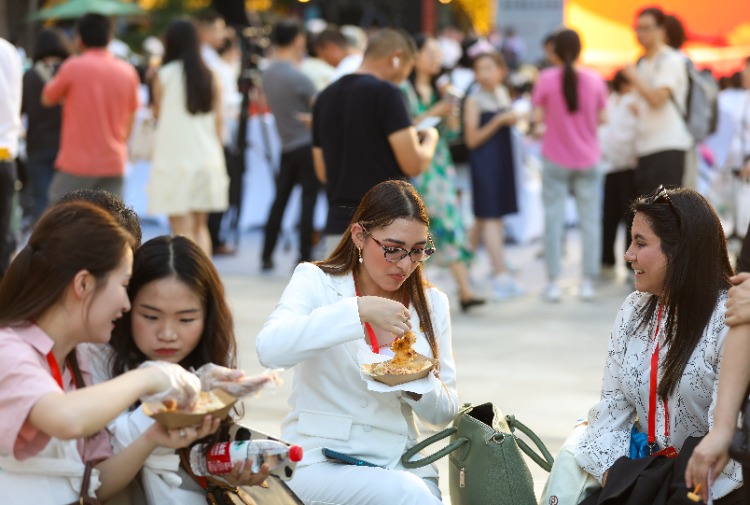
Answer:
[
  {"left": 256, "top": 180, "right": 458, "bottom": 505},
  {"left": 542, "top": 187, "right": 744, "bottom": 504}
]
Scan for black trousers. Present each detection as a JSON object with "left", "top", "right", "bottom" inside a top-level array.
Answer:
[
  {"left": 602, "top": 169, "right": 637, "bottom": 266},
  {"left": 0, "top": 160, "right": 17, "bottom": 278},
  {"left": 636, "top": 149, "right": 686, "bottom": 196},
  {"left": 208, "top": 146, "right": 238, "bottom": 250},
  {"left": 261, "top": 145, "right": 318, "bottom": 262},
  {"left": 738, "top": 221, "right": 750, "bottom": 273}
]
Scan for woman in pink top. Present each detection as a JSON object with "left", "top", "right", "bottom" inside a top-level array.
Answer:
[
  {"left": 0, "top": 202, "right": 215, "bottom": 504},
  {"left": 532, "top": 29, "right": 607, "bottom": 302}
]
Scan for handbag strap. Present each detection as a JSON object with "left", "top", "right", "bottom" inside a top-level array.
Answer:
[
  {"left": 401, "top": 412, "right": 555, "bottom": 473},
  {"left": 66, "top": 350, "right": 103, "bottom": 504},
  {"left": 401, "top": 427, "right": 469, "bottom": 469},
  {"left": 505, "top": 415, "right": 554, "bottom": 472}
]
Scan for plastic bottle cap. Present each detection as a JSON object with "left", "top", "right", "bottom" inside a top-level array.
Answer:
[{"left": 288, "top": 445, "right": 303, "bottom": 462}]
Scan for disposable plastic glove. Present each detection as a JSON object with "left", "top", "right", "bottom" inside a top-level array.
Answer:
[
  {"left": 194, "top": 363, "right": 281, "bottom": 398},
  {"left": 138, "top": 361, "right": 201, "bottom": 410}
]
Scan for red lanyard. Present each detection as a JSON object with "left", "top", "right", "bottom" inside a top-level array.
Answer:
[
  {"left": 353, "top": 272, "right": 381, "bottom": 354},
  {"left": 648, "top": 303, "right": 669, "bottom": 448},
  {"left": 46, "top": 352, "right": 77, "bottom": 389}
]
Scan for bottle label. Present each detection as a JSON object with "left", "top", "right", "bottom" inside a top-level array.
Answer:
[{"left": 205, "top": 442, "right": 246, "bottom": 475}]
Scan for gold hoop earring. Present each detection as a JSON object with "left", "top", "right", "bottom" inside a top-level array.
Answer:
[{"left": 358, "top": 247, "right": 363, "bottom": 264}]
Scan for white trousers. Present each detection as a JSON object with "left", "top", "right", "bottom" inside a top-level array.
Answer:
[{"left": 288, "top": 462, "right": 443, "bottom": 505}]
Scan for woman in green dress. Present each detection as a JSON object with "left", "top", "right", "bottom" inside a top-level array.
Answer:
[{"left": 401, "top": 34, "right": 484, "bottom": 312}]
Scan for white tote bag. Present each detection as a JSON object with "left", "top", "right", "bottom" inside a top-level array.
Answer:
[{"left": 539, "top": 423, "right": 601, "bottom": 505}]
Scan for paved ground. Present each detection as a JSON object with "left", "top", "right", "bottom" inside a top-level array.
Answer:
[{"left": 143, "top": 222, "right": 634, "bottom": 502}]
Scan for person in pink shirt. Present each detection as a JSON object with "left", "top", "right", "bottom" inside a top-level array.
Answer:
[
  {"left": 531, "top": 28, "right": 607, "bottom": 302},
  {"left": 0, "top": 202, "right": 216, "bottom": 505},
  {"left": 42, "top": 14, "right": 140, "bottom": 204}
]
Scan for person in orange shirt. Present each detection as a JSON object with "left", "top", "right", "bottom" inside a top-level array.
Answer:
[{"left": 43, "top": 13, "right": 140, "bottom": 203}]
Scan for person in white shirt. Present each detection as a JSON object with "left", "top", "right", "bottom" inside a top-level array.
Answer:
[
  {"left": 622, "top": 7, "right": 692, "bottom": 195},
  {"left": 543, "top": 187, "right": 743, "bottom": 504},
  {"left": 195, "top": 11, "right": 240, "bottom": 257},
  {"left": 0, "top": 37, "right": 22, "bottom": 279},
  {"left": 328, "top": 25, "right": 367, "bottom": 83},
  {"left": 256, "top": 180, "right": 458, "bottom": 505},
  {"left": 600, "top": 69, "right": 638, "bottom": 273}
]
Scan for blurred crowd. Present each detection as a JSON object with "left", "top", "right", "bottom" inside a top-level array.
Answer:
[{"left": 1, "top": 6, "right": 749, "bottom": 311}]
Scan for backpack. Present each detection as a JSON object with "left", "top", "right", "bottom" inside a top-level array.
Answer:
[
  {"left": 676, "top": 58, "right": 719, "bottom": 142},
  {"left": 642, "top": 53, "right": 719, "bottom": 143}
]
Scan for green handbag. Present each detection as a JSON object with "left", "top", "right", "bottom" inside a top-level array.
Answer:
[{"left": 402, "top": 403, "right": 553, "bottom": 505}]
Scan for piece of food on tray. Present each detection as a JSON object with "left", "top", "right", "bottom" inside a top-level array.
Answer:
[
  {"left": 151, "top": 390, "right": 227, "bottom": 414},
  {"left": 370, "top": 332, "right": 433, "bottom": 376},
  {"left": 143, "top": 389, "right": 238, "bottom": 429}
]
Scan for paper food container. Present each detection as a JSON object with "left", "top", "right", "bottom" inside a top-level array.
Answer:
[
  {"left": 142, "top": 390, "right": 237, "bottom": 429},
  {"left": 362, "top": 353, "right": 438, "bottom": 386}
]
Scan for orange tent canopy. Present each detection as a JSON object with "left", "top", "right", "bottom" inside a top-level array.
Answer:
[{"left": 565, "top": 0, "right": 750, "bottom": 78}]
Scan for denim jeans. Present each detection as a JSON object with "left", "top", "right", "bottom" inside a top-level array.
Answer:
[
  {"left": 25, "top": 147, "right": 58, "bottom": 221},
  {"left": 542, "top": 159, "right": 602, "bottom": 280}
]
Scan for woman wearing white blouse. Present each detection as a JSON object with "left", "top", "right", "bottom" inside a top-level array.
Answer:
[
  {"left": 555, "top": 187, "right": 743, "bottom": 503},
  {"left": 256, "top": 180, "right": 458, "bottom": 505}
]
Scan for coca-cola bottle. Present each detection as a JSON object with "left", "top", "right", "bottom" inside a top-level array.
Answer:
[{"left": 189, "top": 440, "right": 303, "bottom": 481}]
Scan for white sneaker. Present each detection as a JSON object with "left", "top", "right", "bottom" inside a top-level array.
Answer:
[
  {"left": 580, "top": 280, "right": 596, "bottom": 301},
  {"left": 542, "top": 283, "right": 562, "bottom": 303},
  {"left": 491, "top": 274, "right": 526, "bottom": 301}
]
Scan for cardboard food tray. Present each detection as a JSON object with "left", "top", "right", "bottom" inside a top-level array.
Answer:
[
  {"left": 362, "top": 353, "right": 438, "bottom": 386},
  {"left": 142, "top": 389, "right": 237, "bottom": 429}
]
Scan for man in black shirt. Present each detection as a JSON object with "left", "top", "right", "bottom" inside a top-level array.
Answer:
[{"left": 312, "top": 28, "right": 439, "bottom": 239}]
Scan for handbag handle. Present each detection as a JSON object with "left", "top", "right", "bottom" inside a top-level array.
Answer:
[
  {"left": 401, "top": 427, "right": 469, "bottom": 469},
  {"left": 506, "top": 415, "right": 554, "bottom": 472}
]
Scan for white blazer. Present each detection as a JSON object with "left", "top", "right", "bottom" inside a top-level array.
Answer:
[{"left": 256, "top": 263, "right": 459, "bottom": 479}]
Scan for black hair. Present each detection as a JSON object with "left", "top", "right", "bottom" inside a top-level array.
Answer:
[
  {"left": 194, "top": 10, "right": 222, "bottom": 26},
  {"left": 162, "top": 18, "right": 214, "bottom": 115},
  {"left": 631, "top": 187, "right": 733, "bottom": 399},
  {"left": 271, "top": 18, "right": 302, "bottom": 48},
  {"left": 76, "top": 13, "right": 111, "bottom": 48},
  {"left": 664, "top": 14, "right": 687, "bottom": 50},
  {"left": 314, "top": 27, "right": 348, "bottom": 50},
  {"left": 611, "top": 69, "right": 630, "bottom": 94},
  {"left": 32, "top": 28, "right": 71, "bottom": 63},
  {"left": 458, "top": 37, "right": 478, "bottom": 69},
  {"left": 58, "top": 189, "right": 142, "bottom": 248},
  {"left": 408, "top": 34, "right": 440, "bottom": 103},
  {"left": 554, "top": 29, "right": 581, "bottom": 113},
  {"left": 638, "top": 7, "right": 667, "bottom": 27}
]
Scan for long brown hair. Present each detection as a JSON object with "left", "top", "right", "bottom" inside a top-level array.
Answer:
[
  {"left": 632, "top": 187, "right": 733, "bottom": 398},
  {"left": 315, "top": 180, "right": 439, "bottom": 360},
  {"left": 0, "top": 202, "right": 136, "bottom": 326}
]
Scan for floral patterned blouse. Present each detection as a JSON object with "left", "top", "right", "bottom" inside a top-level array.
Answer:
[{"left": 573, "top": 290, "right": 742, "bottom": 500}]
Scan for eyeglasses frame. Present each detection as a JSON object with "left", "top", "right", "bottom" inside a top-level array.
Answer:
[{"left": 360, "top": 225, "right": 436, "bottom": 263}]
